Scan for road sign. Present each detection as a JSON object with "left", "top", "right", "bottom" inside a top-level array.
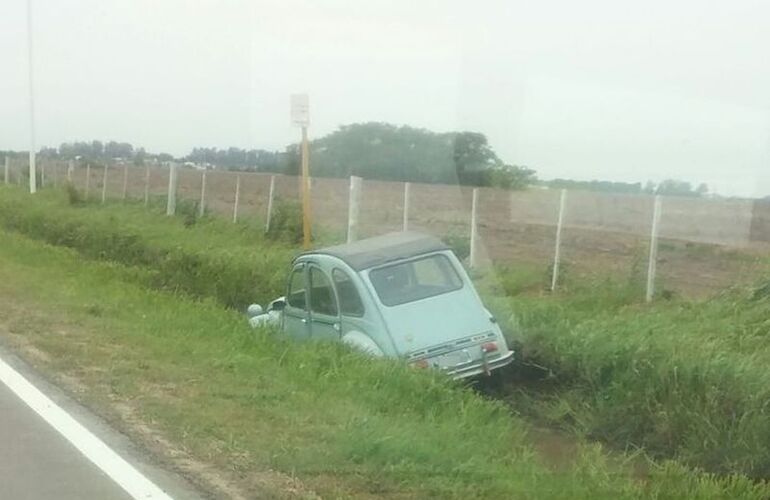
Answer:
[{"left": 290, "top": 94, "right": 310, "bottom": 127}]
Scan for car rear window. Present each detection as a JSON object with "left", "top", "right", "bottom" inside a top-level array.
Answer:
[{"left": 368, "top": 254, "right": 462, "bottom": 306}]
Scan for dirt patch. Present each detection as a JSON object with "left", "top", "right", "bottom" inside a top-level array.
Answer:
[{"left": 58, "top": 163, "right": 770, "bottom": 298}]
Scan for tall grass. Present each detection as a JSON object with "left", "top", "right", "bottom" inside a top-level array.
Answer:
[
  {"left": 1, "top": 184, "right": 770, "bottom": 484},
  {"left": 0, "top": 208, "right": 766, "bottom": 498},
  {"left": 492, "top": 267, "right": 770, "bottom": 479},
  {"left": 0, "top": 187, "right": 293, "bottom": 308}
]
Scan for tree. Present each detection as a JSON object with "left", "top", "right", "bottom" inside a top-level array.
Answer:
[
  {"left": 105, "top": 141, "right": 133, "bottom": 159},
  {"left": 489, "top": 164, "right": 537, "bottom": 190},
  {"left": 134, "top": 148, "right": 146, "bottom": 166},
  {"left": 280, "top": 122, "right": 533, "bottom": 189},
  {"left": 452, "top": 132, "right": 498, "bottom": 184}
]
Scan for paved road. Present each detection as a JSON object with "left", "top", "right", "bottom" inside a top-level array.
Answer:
[
  {"left": 0, "top": 348, "right": 204, "bottom": 500},
  {"left": 0, "top": 382, "right": 133, "bottom": 499}
]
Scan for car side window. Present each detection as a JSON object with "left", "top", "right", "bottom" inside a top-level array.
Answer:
[
  {"left": 332, "top": 268, "right": 364, "bottom": 317},
  {"left": 287, "top": 267, "right": 307, "bottom": 310},
  {"left": 309, "top": 267, "right": 338, "bottom": 316}
]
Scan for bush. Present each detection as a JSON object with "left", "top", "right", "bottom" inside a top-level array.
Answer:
[
  {"left": 444, "top": 232, "right": 470, "bottom": 260},
  {"left": 266, "top": 197, "right": 304, "bottom": 244},
  {"left": 65, "top": 182, "right": 84, "bottom": 205}
]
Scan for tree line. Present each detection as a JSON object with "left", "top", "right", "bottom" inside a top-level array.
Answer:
[
  {"left": 541, "top": 178, "right": 710, "bottom": 197},
  {"left": 2, "top": 122, "right": 708, "bottom": 195}
]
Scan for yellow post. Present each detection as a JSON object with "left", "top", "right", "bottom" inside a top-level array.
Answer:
[{"left": 301, "top": 126, "right": 312, "bottom": 249}]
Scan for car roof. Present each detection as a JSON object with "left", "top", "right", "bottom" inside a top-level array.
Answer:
[{"left": 301, "top": 231, "right": 450, "bottom": 271}]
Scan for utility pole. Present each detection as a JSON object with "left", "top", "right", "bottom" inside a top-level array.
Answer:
[{"left": 26, "top": 0, "right": 37, "bottom": 193}]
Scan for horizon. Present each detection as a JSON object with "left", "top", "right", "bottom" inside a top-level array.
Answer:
[{"left": 0, "top": 122, "right": 749, "bottom": 199}]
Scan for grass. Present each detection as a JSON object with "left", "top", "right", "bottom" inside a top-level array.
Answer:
[
  {"left": 4, "top": 229, "right": 767, "bottom": 497},
  {"left": 486, "top": 267, "right": 770, "bottom": 479},
  {"left": 0, "top": 186, "right": 294, "bottom": 309},
  {"left": 1, "top": 183, "right": 769, "bottom": 495}
]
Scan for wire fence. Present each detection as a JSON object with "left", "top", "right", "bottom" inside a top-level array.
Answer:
[{"left": 6, "top": 157, "right": 770, "bottom": 300}]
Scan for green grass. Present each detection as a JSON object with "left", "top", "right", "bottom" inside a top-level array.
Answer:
[
  {"left": 0, "top": 186, "right": 294, "bottom": 308},
  {"left": 488, "top": 267, "right": 770, "bottom": 479},
  {"left": 1, "top": 184, "right": 770, "bottom": 495},
  {"left": 4, "top": 231, "right": 766, "bottom": 497}
]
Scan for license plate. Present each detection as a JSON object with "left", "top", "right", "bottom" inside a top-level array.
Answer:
[{"left": 441, "top": 349, "right": 473, "bottom": 367}]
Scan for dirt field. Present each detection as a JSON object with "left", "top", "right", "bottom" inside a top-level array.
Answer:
[{"left": 33, "top": 161, "right": 770, "bottom": 299}]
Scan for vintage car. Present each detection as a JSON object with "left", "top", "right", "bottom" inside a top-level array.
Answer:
[{"left": 247, "top": 231, "right": 514, "bottom": 379}]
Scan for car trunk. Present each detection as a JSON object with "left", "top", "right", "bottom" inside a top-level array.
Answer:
[{"left": 377, "top": 286, "right": 494, "bottom": 356}]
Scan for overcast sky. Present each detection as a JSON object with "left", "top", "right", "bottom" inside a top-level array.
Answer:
[{"left": 1, "top": 0, "right": 769, "bottom": 196}]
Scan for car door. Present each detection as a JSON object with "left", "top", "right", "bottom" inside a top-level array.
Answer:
[
  {"left": 308, "top": 265, "right": 341, "bottom": 342},
  {"left": 283, "top": 263, "right": 310, "bottom": 340}
]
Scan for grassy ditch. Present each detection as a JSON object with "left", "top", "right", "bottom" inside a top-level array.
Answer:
[
  {"left": 1, "top": 226, "right": 768, "bottom": 498},
  {"left": 0, "top": 186, "right": 294, "bottom": 308},
  {"left": 1, "top": 184, "right": 770, "bottom": 485},
  {"left": 485, "top": 271, "right": 770, "bottom": 480}
]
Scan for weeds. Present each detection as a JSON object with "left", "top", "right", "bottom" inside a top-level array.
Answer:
[
  {"left": 494, "top": 265, "right": 770, "bottom": 479},
  {"left": 266, "top": 197, "right": 304, "bottom": 244},
  {"left": 0, "top": 224, "right": 766, "bottom": 498},
  {"left": 2, "top": 184, "right": 770, "bottom": 486}
]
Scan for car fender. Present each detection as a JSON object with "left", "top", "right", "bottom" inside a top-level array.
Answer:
[
  {"left": 248, "top": 309, "right": 282, "bottom": 328},
  {"left": 342, "top": 331, "right": 384, "bottom": 357}
]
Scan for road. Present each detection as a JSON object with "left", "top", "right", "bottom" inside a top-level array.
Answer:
[{"left": 0, "top": 347, "right": 204, "bottom": 500}]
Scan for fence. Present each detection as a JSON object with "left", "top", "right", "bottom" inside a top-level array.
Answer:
[{"left": 3, "top": 157, "right": 769, "bottom": 300}]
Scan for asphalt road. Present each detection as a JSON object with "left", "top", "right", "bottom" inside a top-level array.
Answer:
[{"left": 0, "top": 347, "right": 204, "bottom": 500}]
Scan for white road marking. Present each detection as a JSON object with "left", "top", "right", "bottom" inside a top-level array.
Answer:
[{"left": 0, "top": 355, "right": 173, "bottom": 500}]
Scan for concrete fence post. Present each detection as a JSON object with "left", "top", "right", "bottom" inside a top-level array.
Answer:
[
  {"left": 550, "top": 189, "right": 568, "bottom": 291},
  {"left": 646, "top": 195, "right": 663, "bottom": 302},
  {"left": 166, "top": 163, "right": 177, "bottom": 216},
  {"left": 52, "top": 161, "right": 58, "bottom": 187},
  {"left": 347, "top": 176, "right": 363, "bottom": 243},
  {"left": 265, "top": 175, "right": 275, "bottom": 232},
  {"left": 403, "top": 182, "right": 411, "bottom": 231},
  {"left": 121, "top": 165, "right": 128, "bottom": 200},
  {"left": 67, "top": 159, "right": 74, "bottom": 182},
  {"left": 85, "top": 164, "right": 91, "bottom": 199},
  {"left": 469, "top": 188, "right": 479, "bottom": 268},
  {"left": 232, "top": 174, "right": 241, "bottom": 223},
  {"left": 101, "top": 163, "right": 108, "bottom": 204},
  {"left": 143, "top": 164, "right": 150, "bottom": 207},
  {"left": 3, "top": 157, "right": 8, "bottom": 184},
  {"left": 198, "top": 170, "right": 207, "bottom": 218}
]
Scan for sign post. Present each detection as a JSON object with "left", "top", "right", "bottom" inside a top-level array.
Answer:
[{"left": 291, "top": 94, "right": 312, "bottom": 249}]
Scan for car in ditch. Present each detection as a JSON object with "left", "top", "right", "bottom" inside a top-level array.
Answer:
[{"left": 247, "top": 231, "right": 514, "bottom": 379}]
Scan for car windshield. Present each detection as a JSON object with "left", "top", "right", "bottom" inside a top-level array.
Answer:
[{"left": 368, "top": 254, "right": 462, "bottom": 306}]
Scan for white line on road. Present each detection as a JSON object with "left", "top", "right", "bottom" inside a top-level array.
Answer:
[{"left": 0, "top": 355, "right": 174, "bottom": 500}]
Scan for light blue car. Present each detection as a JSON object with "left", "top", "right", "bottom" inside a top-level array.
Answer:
[{"left": 248, "top": 231, "right": 514, "bottom": 379}]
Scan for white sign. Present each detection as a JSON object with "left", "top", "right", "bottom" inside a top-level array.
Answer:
[{"left": 290, "top": 94, "right": 310, "bottom": 127}]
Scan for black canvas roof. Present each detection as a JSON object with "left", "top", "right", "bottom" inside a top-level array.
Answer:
[{"left": 304, "top": 231, "right": 450, "bottom": 271}]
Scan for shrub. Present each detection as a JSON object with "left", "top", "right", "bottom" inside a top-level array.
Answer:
[
  {"left": 266, "top": 197, "right": 304, "bottom": 244},
  {"left": 444, "top": 232, "right": 470, "bottom": 260}
]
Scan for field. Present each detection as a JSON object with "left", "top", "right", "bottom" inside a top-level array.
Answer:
[
  {"left": 29, "top": 161, "right": 769, "bottom": 301},
  {"left": 0, "top": 183, "right": 769, "bottom": 498}
]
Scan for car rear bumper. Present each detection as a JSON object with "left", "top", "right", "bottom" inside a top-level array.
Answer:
[{"left": 446, "top": 350, "right": 514, "bottom": 379}]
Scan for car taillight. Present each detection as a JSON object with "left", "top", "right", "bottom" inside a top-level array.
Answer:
[
  {"left": 481, "top": 342, "right": 498, "bottom": 353},
  {"left": 410, "top": 359, "right": 429, "bottom": 369}
]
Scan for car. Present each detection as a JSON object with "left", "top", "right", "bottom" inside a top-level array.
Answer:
[{"left": 247, "top": 231, "right": 514, "bottom": 379}]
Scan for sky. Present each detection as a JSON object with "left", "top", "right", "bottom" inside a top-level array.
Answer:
[{"left": 1, "top": 0, "right": 769, "bottom": 196}]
